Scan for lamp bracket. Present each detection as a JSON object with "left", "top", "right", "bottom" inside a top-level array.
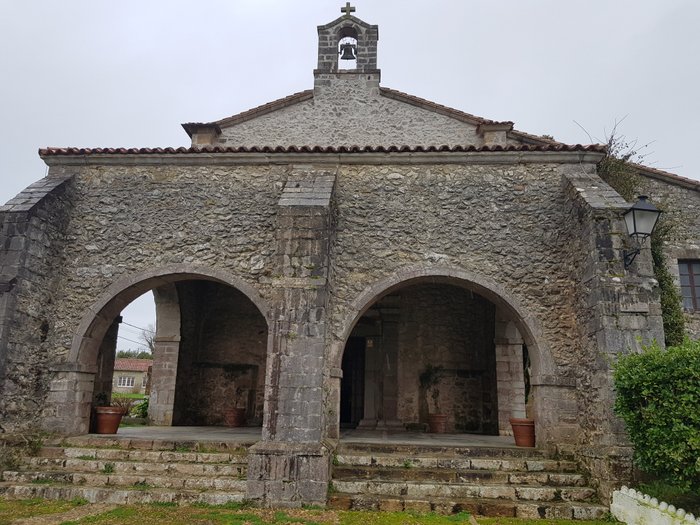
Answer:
[{"left": 623, "top": 248, "right": 641, "bottom": 269}]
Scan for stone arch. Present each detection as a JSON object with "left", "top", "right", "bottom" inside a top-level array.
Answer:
[
  {"left": 330, "top": 265, "right": 556, "bottom": 380},
  {"left": 326, "top": 264, "right": 565, "bottom": 443},
  {"left": 69, "top": 263, "right": 270, "bottom": 367},
  {"left": 47, "top": 264, "right": 270, "bottom": 435}
]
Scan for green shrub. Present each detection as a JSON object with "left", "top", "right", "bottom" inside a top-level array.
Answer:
[
  {"left": 613, "top": 340, "right": 700, "bottom": 490},
  {"left": 133, "top": 399, "right": 149, "bottom": 419}
]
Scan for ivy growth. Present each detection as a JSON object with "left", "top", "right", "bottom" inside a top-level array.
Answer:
[{"left": 592, "top": 121, "right": 685, "bottom": 345}]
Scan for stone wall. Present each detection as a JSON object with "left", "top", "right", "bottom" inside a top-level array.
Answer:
[
  {"left": 173, "top": 281, "right": 267, "bottom": 426},
  {"left": 0, "top": 176, "right": 75, "bottom": 433},
  {"left": 636, "top": 174, "right": 700, "bottom": 340},
  {"left": 1, "top": 149, "right": 670, "bottom": 507},
  {"left": 396, "top": 284, "right": 497, "bottom": 434},
  {"left": 217, "top": 80, "right": 481, "bottom": 148}
]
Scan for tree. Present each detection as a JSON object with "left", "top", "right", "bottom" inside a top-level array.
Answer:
[
  {"left": 116, "top": 349, "right": 152, "bottom": 359},
  {"left": 139, "top": 323, "right": 156, "bottom": 353}
]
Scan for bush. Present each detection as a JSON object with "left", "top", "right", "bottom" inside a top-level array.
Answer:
[
  {"left": 133, "top": 399, "right": 149, "bottom": 419},
  {"left": 613, "top": 340, "right": 700, "bottom": 490}
]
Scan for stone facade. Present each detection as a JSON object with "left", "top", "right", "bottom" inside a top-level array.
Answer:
[{"left": 0, "top": 7, "right": 698, "bottom": 509}]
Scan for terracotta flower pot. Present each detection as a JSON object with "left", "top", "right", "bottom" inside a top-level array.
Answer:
[
  {"left": 94, "top": 406, "right": 124, "bottom": 434},
  {"left": 510, "top": 417, "right": 535, "bottom": 447},
  {"left": 223, "top": 407, "right": 246, "bottom": 427},
  {"left": 427, "top": 413, "right": 448, "bottom": 433}
]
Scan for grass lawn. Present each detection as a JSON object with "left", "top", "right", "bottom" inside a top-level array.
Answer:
[
  {"left": 0, "top": 501, "right": 620, "bottom": 525},
  {"left": 0, "top": 498, "right": 86, "bottom": 524}
]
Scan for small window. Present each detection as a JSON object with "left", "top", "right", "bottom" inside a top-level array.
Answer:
[
  {"left": 118, "top": 376, "right": 135, "bottom": 388},
  {"left": 678, "top": 260, "right": 700, "bottom": 311}
]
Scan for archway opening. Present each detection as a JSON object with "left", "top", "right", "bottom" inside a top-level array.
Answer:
[
  {"left": 339, "top": 281, "right": 528, "bottom": 436},
  {"left": 85, "top": 275, "right": 268, "bottom": 432}
]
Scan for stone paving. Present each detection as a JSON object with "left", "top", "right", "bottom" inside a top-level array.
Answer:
[{"left": 110, "top": 426, "right": 516, "bottom": 448}]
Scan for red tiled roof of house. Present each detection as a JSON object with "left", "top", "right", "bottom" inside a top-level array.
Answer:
[
  {"left": 39, "top": 144, "right": 606, "bottom": 156},
  {"left": 114, "top": 359, "right": 152, "bottom": 372}
]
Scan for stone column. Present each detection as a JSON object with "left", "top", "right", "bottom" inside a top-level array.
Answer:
[
  {"left": 247, "top": 171, "right": 335, "bottom": 508},
  {"left": 148, "top": 284, "right": 181, "bottom": 426},
  {"left": 377, "top": 309, "right": 402, "bottom": 428},
  {"left": 92, "top": 316, "right": 121, "bottom": 404},
  {"left": 358, "top": 337, "right": 381, "bottom": 428},
  {"left": 494, "top": 315, "right": 526, "bottom": 435}
]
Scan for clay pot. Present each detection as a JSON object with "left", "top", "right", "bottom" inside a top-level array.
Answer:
[
  {"left": 94, "top": 406, "right": 124, "bottom": 434},
  {"left": 223, "top": 407, "right": 246, "bottom": 427},
  {"left": 510, "top": 417, "right": 535, "bottom": 447},
  {"left": 427, "top": 413, "right": 448, "bottom": 433}
]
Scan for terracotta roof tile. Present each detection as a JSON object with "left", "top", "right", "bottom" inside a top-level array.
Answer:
[
  {"left": 40, "top": 144, "right": 606, "bottom": 156},
  {"left": 182, "top": 90, "right": 314, "bottom": 136},
  {"left": 114, "top": 359, "right": 152, "bottom": 372},
  {"left": 629, "top": 162, "right": 700, "bottom": 191}
]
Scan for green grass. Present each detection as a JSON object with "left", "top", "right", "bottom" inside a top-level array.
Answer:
[
  {"left": 0, "top": 501, "right": 622, "bottom": 525},
  {"left": 0, "top": 498, "right": 82, "bottom": 525}
]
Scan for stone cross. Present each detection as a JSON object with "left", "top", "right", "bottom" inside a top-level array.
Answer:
[{"left": 341, "top": 2, "right": 355, "bottom": 16}]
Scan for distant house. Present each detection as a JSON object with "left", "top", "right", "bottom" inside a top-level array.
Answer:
[{"left": 112, "top": 359, "right": 152, "bottom": 395}]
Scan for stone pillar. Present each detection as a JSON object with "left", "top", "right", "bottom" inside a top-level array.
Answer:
[
  {"left": 92, "top": 316, "right": 120, "bottom": 404},
  {"left": 149, "top": 284, "right": 181, "bottom": 426},
  {"left": 562, "top": 168, "right": 665, "bottom": 503},
  {"left": 149, "top": 338, "right": 180, "bottom": 425},
  {"left": 358, "top": 338, "right": 381, "bottom": 427},
  {"left": 44, "top": 364, "right": 96, "bottom": 435},
  {"left": 377, "top": 310, "right": 402, "bottom": 428},
  {"left": 494, "top": 315, "right": 526, "bottom": 435},
  {"left": 247, "top": 171, "right": 335, "bottom": 508}
]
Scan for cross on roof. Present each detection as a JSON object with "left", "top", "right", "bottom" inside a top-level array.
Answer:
[{"left": 341, "top": 2, "right": 355, "bottom": 16}]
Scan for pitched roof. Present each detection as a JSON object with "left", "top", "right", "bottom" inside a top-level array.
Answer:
[
  {"left": 114, "top": 359, "right": 152, "bottom": 372},
  {"left": 39, "top": 144, "right": 605, "bottom": 156},
  {"left": 182, "top": 87, "right": 559, "bottom": 147},
  {"left": 629, "top": 162, "right": 700, "bottom": 191}
]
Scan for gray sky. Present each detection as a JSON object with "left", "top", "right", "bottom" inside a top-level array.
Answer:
[{"left": 1, "top": 0, "right": 699, "bottom": 342}]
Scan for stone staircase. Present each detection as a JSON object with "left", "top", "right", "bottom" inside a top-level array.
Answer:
[
  {"left": 328, "top": 442, "right": 608, "bottom": 520},
  {"left": 0, "top": 435, "right": 251, "bottom": 505}
]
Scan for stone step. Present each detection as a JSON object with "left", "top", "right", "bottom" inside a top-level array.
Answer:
[
  {"left": 51, "top": 435, "right": 255, "bottom": 453},
  {"left": 332, "top": 466, "right": 587, "bottom": 486},
  {"left": 328, "top": 493, "right": 608, "bottom": 521},
  {"left": 0, "top": 482, "right": 244, "bottom": 505},
  {"left": 336, "top": 442, "right": 551, "bottom": 459},
  {"left": 22, "top": 457, "right": 247, "bottom": 478},
  {"left": 331, "top": 479, "right": 597, "bottom": 503},
  {"left": 38, "top": 447, "right": 247, "bottom": 464},
  {"left": 2, "top": 470, "right": 247, "bottom": 492},
  {"left": 334, "top": 452, "right": 579, "bottom": 473}
]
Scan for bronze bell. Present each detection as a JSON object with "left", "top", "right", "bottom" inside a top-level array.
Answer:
[{"left": 339, "top": 43, "right": 357, "bottom": 60}]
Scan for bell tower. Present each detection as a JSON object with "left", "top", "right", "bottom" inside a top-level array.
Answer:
[{"left": 314, "top": 3, "right": 380, "bottom": 89}]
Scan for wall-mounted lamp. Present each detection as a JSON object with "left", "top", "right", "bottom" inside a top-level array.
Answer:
[{"left": 622, "top": 195, "right": 662, "bottom": 268}]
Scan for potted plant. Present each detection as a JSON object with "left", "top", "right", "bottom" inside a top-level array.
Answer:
[
  {"left": 420, "top": 364, "right": 448, "bottom": 433},
  {"left": 223, "top": 387, "right": 247, "bottom": 427},
  {"left": 93, "top": 392, "right": 125, "bottom": 434},
  {"left": 510, "top": 350, "right": 535, "bottom": 447}
]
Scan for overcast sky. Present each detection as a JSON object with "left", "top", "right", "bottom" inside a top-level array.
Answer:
[{"left": 1, "top": 0, "right": 699, "bottom": 346}]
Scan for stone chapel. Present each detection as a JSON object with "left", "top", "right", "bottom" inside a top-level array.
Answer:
[{"left": 0, "top": 4, "right": 699, "bottom": 514}]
